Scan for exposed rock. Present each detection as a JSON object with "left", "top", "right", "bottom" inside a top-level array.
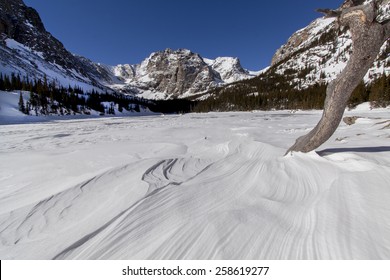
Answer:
[
  {"left": 343, "top": 116, "right": 361, "bottom": 125},
  {"left": 138, "top": 49, "right": 220, "bottom": 97}
]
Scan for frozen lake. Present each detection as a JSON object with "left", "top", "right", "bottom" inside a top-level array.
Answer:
[{"left": 0, "top": 108, "right": 390, "bottom": 259}]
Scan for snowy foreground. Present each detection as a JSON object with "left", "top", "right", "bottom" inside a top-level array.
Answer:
[{"left": 0, "top": 105, "right": 389, "bottom": 260}]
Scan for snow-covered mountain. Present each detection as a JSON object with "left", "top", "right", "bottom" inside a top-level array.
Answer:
[
  {"left": 105, "top": 49, "right": 256, "bottom": 99},
  {"left": 110, "top": 49, "right": 223, "bottom": 99},
  {"left": 0, "top": 0, "right": 255, "bottom": 100},
  {"left": 270, "top": 0, "right": 390, "bottom": 89},
  {"left": 0, "top": 0, "right": 117, "bottom": 92},
  {"left": 203, "top": 56, "right": 257, "bottom": 83}
]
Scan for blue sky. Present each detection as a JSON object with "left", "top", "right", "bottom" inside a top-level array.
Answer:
[{"left": 24, "top": 0, "right": 343, "bottom": 71}]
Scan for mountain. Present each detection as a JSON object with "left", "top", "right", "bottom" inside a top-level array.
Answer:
[
  {"left": 270, "top": 2, "right": 390, "bottom": 89},
  {"left": 204, "top": 56, "right": 259, "bottom": 83},
  {"left": 108, "top": 49, "right": 255, "bottom": 99},
  {"left": 193, "top": 0, "right": 390, "bottom": 111},
  {"left": 111, "top": 49, "right": 222, "bottom": 99},
  {"left": 0, "top": 0, "right": 255, "bottom": 100},
  {"left": 0, "top": 0, "right": 116, "bottom": 92}
]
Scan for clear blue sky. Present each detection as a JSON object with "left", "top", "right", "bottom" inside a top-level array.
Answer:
[{"left": 23, "top": 0, "right": 343, "bottom": 71}]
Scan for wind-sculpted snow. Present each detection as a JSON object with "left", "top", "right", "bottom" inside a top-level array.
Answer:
[{"left": 0, "top": 107, "right": 389, "bottom": 259}]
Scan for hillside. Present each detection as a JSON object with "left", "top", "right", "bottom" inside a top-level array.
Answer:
[{"left": 193, "top": 0, "right": 390, "bottom": 112}]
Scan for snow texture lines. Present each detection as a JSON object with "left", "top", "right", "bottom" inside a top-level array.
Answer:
[{"left": 0, "top": 109, "right": 390, "bottom": 259}]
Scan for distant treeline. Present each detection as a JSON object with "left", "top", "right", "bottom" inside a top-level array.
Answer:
[
  {"left": 1, "top": 71, "right": 389, "bottom": 116},
  {"left": 192, "top": 71, "right": 390, "bottom": 112},
  {"left": 0, "top": 73, "right": 197, "bottom": 115}
]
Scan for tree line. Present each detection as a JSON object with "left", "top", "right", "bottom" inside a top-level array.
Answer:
[
  {"left": 348, "top": 73, "right": 390, "bottom": 109},
  {"left": 1, "top": 71, "right": 388, "bottom": 116},
  {"left": 0, "top": 73, "right": 185, "bottom": 115},
  {"left": 192, "top": 70, "right": 390, "bottom": 112}
]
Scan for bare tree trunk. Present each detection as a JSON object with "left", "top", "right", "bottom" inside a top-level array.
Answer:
[{"left": 286, "top": 1, "right": 390, "bottom": 154}]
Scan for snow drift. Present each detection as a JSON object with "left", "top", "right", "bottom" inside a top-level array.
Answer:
[{"left": 0, "top": 106, "right": 389, "bottom": 259}]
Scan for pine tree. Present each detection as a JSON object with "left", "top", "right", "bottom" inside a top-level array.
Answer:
[
  {"left": 30, "top": 91, "right": 38, "bottom": 116},
  {"left": 18, "top": 92, "right": 26, "bottom": 114},
  {"left": 3, "top": 74, "right": 11, "bottom": 90},
  {"left": 0, "top": 73, "right": 4, "bottom": 90},
  {"left": 348, "top": 82, "right": 368, "bottom": 108}
]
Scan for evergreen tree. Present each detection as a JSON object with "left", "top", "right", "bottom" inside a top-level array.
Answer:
[
  {"left": 109, "top": 103, "right": 115, "bottom": 115},
  {"left": 0, "top": 73, "right": 4, "bottom": 91},
  {"left": 18, "top": 92, "right": 26, "bottom": 114},
  {"left": 3, "top": 74, "right": 11, "bottom": 90},
  {"left": 348, "top": 82, "right": 368, "bottom": 108},
  {"left": 118, "top": 102, "right": 123, "bottom": 113}
]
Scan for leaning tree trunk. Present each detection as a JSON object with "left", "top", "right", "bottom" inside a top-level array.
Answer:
[{"left": 287, "top": 1, "right": 390, "bottom": 154}]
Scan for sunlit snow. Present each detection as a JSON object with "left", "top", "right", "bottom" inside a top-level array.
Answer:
[{"left": 0, "top": 93, "right": 389, "bottom": 259}]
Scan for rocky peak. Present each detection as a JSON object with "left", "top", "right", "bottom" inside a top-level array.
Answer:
[
  {"left": 113, "top": 64, "right": 136, "bottom": 80},
  {"left": 134, "top": 48, "right": 220, "bottom": 97},
  {"left": 145, "top": 49, "right": 205, "bottom": 70},
  {"left": 1, "top": 0, "right": 46, "bottom": 45},
  {"left": 207, "top": 57, "right": 250, "bottom": 83}
]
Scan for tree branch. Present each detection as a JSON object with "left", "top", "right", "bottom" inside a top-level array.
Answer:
[{"left": 316, "top": 9, "right": 341, "bottom": 18}]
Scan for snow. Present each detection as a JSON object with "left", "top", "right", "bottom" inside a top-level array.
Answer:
[
  {"left": 135, "top": 89, "right": 169, "bottom": 100},
  {"left": 0, "top": 96, "right": 389, "bottom": 259},
  {"left": 310, "top": 18, "right": 335, "bottom": 35},
  {"left": 203, "top": 56, "right": 256, "bottom": 83},
  {"left": 0, "top": 91, "right": 29, "bottom": 118},
  {"left": 202, "top": 58, "right": 214, "bottom": 66},
  {"left": 0, "top": 91, "right": 155, "bottom": 125},
  {"left": 5, "top": 38, "right": 32, "bottom": 52},
  {"left": 1, "top": 39, "right": 105, "bottom": 93}
]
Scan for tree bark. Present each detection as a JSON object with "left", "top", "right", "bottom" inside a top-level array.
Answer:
[{"left": 286, "top": 2, "right": 390, "bottom": 154}]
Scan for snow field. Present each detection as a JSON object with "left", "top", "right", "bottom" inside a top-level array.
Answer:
[{"left": 0, "top": 106, "right": 389, "bottom": 259}]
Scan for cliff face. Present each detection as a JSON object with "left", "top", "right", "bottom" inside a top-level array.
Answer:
[{"left": 127, "top": 49, "right": 221, "bottom": 98}]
